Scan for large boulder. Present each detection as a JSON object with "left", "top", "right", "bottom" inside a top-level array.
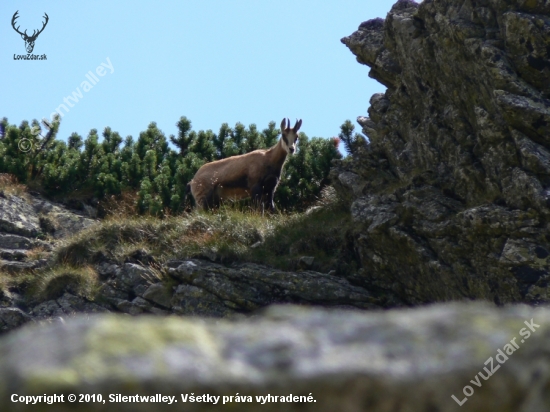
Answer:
[
  {"left": 337, "top": 0, "right": 550, "bottom": 305},
  {"left": 0, "top": 302, "right": 549, "bottom": 411},
  {"left": 0, "top": 195, "right": 40, "bottom": 237}
]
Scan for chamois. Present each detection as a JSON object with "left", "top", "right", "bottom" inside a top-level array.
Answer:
[{"left": 189, "top": 118, "right": 301, "bottom": 212}]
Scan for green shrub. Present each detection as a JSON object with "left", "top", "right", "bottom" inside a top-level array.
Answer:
[{"left": 0, "top": 116, "right": 344, "bottom": 214}]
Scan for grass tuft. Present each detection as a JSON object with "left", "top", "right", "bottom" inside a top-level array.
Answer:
[
  {"left": 28, "top": 265, "right": 99, "bottom": 302},
  {"left": 25, "top": 246, "right": 50, "bottom": 261},
  {"left": 0, "top": 174, "right": 29, "bottom": 199},
  {"left": 54, "top": 207, "right": 282, "bottom": 266}
]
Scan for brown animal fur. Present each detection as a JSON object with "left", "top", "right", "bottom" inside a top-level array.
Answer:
[{"left": 189, "top": 118, "right": 301, "bottom": 212}]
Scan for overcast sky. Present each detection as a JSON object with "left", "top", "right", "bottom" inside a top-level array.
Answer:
[{"left": 2, "top": 0, "right": 400, "bottom": 150}]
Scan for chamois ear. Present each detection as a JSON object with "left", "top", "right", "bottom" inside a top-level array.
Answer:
[
  {"left": 280, "top": 118, "right": 286, "bottom": 132},
  {"left": 293, "top": 119, "right": 302, "bottom": 133}
]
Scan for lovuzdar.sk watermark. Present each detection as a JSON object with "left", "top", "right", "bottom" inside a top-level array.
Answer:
[
  {"left": 14, "top": 54, "right": 47, "bottom": 61},
  {"left": 11, "top": 10, "right": 49, "bottom": 60},
  {"left": 451, "top": 318, "right": 540, "bottom": 406}
]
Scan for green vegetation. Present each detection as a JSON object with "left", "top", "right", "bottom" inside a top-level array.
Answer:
[
  {"left": 0, "top": 116, "right": 343, "bottom": 215},
  {"left": 53, "top": 186, "right": 357, "bottom": 274},
  {"left": 0, "top": 187, "right": 359, "bottom": 305},
  {"left": 0, "top": 117, "right": 362, "bottom": 305},
  {"left": 0, "top": 264, "right": 99, "bottom": 304},
  {"left": 29, "top": 265, "right": 99, "bottom": 302},
  {"left": 338, "top": 119, "right": 367, "bottom": 155}
]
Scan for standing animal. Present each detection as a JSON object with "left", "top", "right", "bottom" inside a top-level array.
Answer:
[{"left": 188, "top": 118, "right": 301, "bottom": 212}]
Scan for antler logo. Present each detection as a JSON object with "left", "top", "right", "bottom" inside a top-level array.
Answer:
[{"left": 11, "top": 11, "right": 49, "bottom": 53}]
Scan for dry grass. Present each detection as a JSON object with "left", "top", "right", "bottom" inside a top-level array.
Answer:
[
  {"left": 0, "top": 268, "right": 44, "bottom": 303},
  {"left": 0, "top": 271, "right": 11, "bottom": 297},
  {"left": 27, "top": 265, "right": 99, "bottom": 302},
  {"left": 144, "top": 261, "right": 170, "bottom": 283},
  {"left": 0, "top": 174, "right": 29, "bottom": 199},
  {"left": 54, "top": 207, "right": 278, "bottom": 266},
  {"left": 51, "top": 188, "right": 357, "bottom": 274},
  {"left": 25, "top": 246, "right": 51, "bottom": 261},
  {"left": 313, "top": 185, "right": 340, "bottom": 208},
  {"left": 97, "top": 190, "right": 140, "bottom": 218}
]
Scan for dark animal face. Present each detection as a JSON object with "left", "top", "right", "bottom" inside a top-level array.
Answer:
[{"left": 280, "top": 118, "right": 302, "bottom": 154}]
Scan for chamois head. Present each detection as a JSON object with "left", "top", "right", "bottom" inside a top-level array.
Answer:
[{"left": 280, "top": 118, "right": 301, "bottom": 154}]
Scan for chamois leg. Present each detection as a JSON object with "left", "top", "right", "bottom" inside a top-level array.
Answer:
[
  {"left": 250, "top": 184, "right": 264, "bottom": 214},
  {"left": 266, "top": 193, "right": 276, "bottom": 213},
  {"left": 196, "top": 197, "right": 209, "bottom": 210},
  {"left": 262, "top": 176, "right": 278, "bottom": 213},
  {"left": 197, "top": 189, "right": 220, "bottom": 211}
]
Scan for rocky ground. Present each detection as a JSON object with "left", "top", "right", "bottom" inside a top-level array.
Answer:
[
  {"left": 0, "top": 192, "right": 97, "bottom": 331},
  {"left": 0, "top": 192, "right": 381, "bottom": 334},
  {"left": 335, "top": 0, "right": 550, "bottom": 306}
]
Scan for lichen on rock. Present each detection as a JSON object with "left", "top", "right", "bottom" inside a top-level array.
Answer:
[
  {"left": 336, "top": 0, "right": 550, "bottom": 306},
  {"left": 1, "top": 303, "right": 550, "bottom": 411}
]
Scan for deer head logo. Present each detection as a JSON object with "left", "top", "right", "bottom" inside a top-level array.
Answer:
[{"left": 11, "top": 11, "right": 49, "bottom": 53}]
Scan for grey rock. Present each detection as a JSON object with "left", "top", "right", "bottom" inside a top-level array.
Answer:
[
  {"left": 0, "top": 233, "right": 33, "bottom": 249},
  {"left": 100, "top": 281, "right": 131, "bottom": 301},
  {"left": 0, "top": 195, "right": 40, "bottom": 237},
  {"left": 168, "top": 260, "right": 204, "bottom": 282},
  {"left": 115, "top": 297, "right": 169, "bottom": 316},
  {"left": 115, "top": 299, "right": 134, "bottom": 314},
  {"left": 31, "top": 300, "right": 64, "bottom": 318},
  {"left": 96, "top": 262, "right": 120, "bottom": 278},
  {"left": 30, "top": 293, "right": 108, "bottom": 321},
  {"left": 82, "top": 204, "right": 98, "bottom": 218},
  {"left": 337, "top": 172, "right": 365, "bottom": 197},
  {"left": 0, "top": 308, "right": 33, "bottom": 333},
  {"left": 335, "top": 0, "right": 550, "bottom": 306},
  {"left": 118, "top": 263, "right": 154, "bottom": 291},
  {"left": 142, "top": 283, "right": 174, "bottom": 309},
  {"left": 41, "top": 211, "right": 95, "bottom": 239},
  {"left": 30, "top": 197, "right": 97, "bottom": 239},
  {"left": 128, "top": 297, "right": 153, "bottom": 315},
  {"left": 171, "top": 284, "right": 234, "bottom": 317},
  {"left": 0, "top": 248, "right": 27, "bottom": 261},
  {"left": 134, "top": 284, "right": 149, "bottom": 296},
  {"left": 0, "top": 194, "right": 98, "bottom": 283},
  {"left": 298, "top": 256, "right": 315, "bottom": 269},
  {"left": 56, "top": 293, "right": 109, "bottom": 316},
  {"left": 0, "top": 288, "right": 13, "bottom": 308},
  {"left": 149, "top": 306, "right": 170, "bottom": 316},
  {"left": 0, "top": 257, "right": 378, "bottom": 323},
  {"left": 169, "top": 260, "right": 379, "bottom": 311},
  {"left": 0, "top": 303, "right": 550, "bottom": 411},
  {"left": 0, "top": 260, "right": 38, "bottom": 274}
]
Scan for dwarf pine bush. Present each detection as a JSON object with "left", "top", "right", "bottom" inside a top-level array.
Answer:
[{"left": 0, "top": 116, "right": 344, "bottom": 215}]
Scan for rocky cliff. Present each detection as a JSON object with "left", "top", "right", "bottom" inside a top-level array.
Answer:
[{"left": 336, "top": 0, "right": 550, "bottom": 306}]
